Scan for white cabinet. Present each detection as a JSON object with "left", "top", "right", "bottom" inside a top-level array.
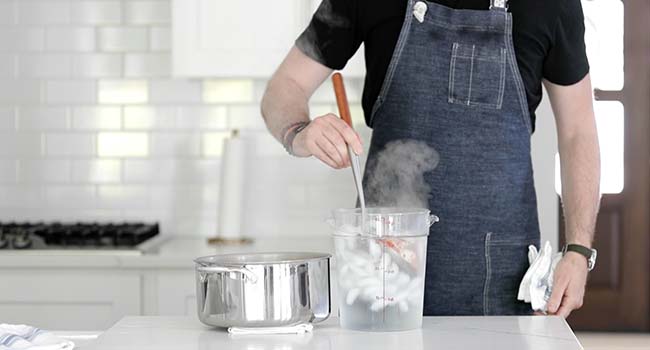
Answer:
[
  {"left": 153, "top": 270, "right": 197, "bottom": 316},
  {"left": 172, "top": 0, "right": 365, "bottom": 78},
  {"left": 0, "top": 270, "right": 141, "bottom": 331}
]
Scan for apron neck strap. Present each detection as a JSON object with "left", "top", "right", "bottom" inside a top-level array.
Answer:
[{"left": 489, "top": 0, "right": 507, "bottom": 10}]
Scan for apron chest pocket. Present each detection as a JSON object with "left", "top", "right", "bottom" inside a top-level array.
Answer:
[{"left": 448, "top": 42, "right": 506, "bottom": 109}]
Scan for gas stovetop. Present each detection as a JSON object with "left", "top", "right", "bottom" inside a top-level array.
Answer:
[{"left": 0, "top": 222, "right": 159, "bottom": 251}]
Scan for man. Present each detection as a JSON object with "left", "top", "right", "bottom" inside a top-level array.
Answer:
[{"left": 261, "top": 0, "right": 600, "bottom": 317}]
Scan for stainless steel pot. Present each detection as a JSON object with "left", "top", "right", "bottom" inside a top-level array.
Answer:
[{"left": 194, "top": 252, "right": 331, "bottom": 328}]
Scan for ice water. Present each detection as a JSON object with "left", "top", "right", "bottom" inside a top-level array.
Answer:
[{"left": 333, "top": 234, "right": 428, "bottom": 332}]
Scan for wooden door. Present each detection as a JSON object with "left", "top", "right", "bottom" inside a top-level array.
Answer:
[{"left": 560, "top": 0, "right": 650, "bottom": 331}]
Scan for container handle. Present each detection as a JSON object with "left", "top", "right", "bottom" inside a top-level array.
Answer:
[
  {"left": 197, "top": 265, "right": 258, "bottom": 284},
  {"left": 428, "top": 214, "right": 440, "bottom": 227}
]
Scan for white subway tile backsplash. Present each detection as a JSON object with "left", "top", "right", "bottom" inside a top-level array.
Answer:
[
  {"left": 0, "top": 54, "right": 16, "bottom": 78},
  {"left": 149, "top": 79, "right": 201, "bottom": 103},
  {"left": 71, "top": 1, "right": 122, "bottom": 24},
  {"left": 17, "top": 107, "right": 69, "bottom": 130},
  {"left": 228, "top": 106, "right": 266, "bottom": 130},
  {"left": 45, "top": 185, "right": 96, "bottom": 209},
  {"left": 0, "top": 0, "right": 354, "bottom": 237},
  {"left": 177, "top": 106, "right": 228, "bottom": 130},
  {"left": 201, "top": 132, "right": 230, "bottom": 157},
  {"left": 124, "top": 53, "right": 170, "bottom": 78},
  {"left": 203, "top": 80, "right": 254, "bottom": 103},
  {"left": 252, "top": 132, "right": 285, "bottom": 156},
  {"left": 17, "top": 1, "right": 71, "bottom": 25},
  {"left": 0, "top": 186, "right": 43, "bottom": 209},
  {"left": 123, "top": 106, "right": 177, "bottom": 129},
  {"left": 0, "top": 28, "right": 44, "bottom": 52},
  {"left": 0, "top": 107, "right": 16, "bottom": 130},
  {"left": 45, "top": 80, "right": 96, "bottom": 104},
  {"left": 150, "top": 132, "right": 201, "bottom": 156},
  {"left": 97, "top": 185, "right": 149, "bottom": 209},
  {"left": 0, "top": 3, "right": 15, "bottom": 25},
  {"left": 0, "top": 160, "right": 17, "bottom": 183},
  {"left": 99, "top": 27, "right": 148, "bottom": 52},
  {"left": 72, "top": 159, "right": 121, "bottom": 183},
  {"left": 46, "top": 27, "right": 95, "bottom": 52},
  {"left": 18, "top": 54, "right": 72, "bottom": 77},
  {"left": 18, "top": 159, "right": 71, "bottom": 184},
  {"left": 72, "top": 54, "right": 122, "bottom": 78},
  {"left": 149, "top": 27, "right": 171, "bottom": 51},
  {"left": 0, "top": 80, "right": 41, "bottom": 104},
  {"left": 125, "top": 1, "right": 171, "bottom": 24},
  {"left": 98, "top": 132, "right": 149, "bottom": 157},
  {"left": 45, "top": 133, "right": 96, "bottom": 156},
  {"left": 0, "top": 133, "right": 42, "bottom": 156},
  {"left": 124, "top": 159, "right": 219, "bottom": 184},
  {"left": 72, "top": 106, "right": 121, "bottom": 130},
  {"left": 98, "top": 80, "right": 148, "bottom": 104},
  {"left": 150, "top": 185, "right": 218, "bottom": 213}
]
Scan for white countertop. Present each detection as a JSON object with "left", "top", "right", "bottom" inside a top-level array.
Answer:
[
  {"left": 87, "top": 316, "right": 583, "bottom": 350},
  {"left": 0, "top": 236, "right": 334, "bottom": 269}
]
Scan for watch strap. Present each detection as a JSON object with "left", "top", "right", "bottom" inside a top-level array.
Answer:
[{"left": 563, "top": 244, "right": 596, "bottom": 271}]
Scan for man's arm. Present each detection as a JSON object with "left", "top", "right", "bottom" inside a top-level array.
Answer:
[
  {"left": 261, "top": 46, "right": 363, "bottom": 169},
  {"left": 544, "top": 74, "right": 601, "bottom": 318}
]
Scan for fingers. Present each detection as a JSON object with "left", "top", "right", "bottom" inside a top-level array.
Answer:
[
  {"left": 314, "top": 137, "right": 345, "bottom": 168},
  {"left": 325, "top": 114, "right": 364, "bottom": 155},
  {"left": 311, "top": 140, "right": 340, "bottom": 169},
  {"left": 547, "top": 273, "right": 569, "bottom": 314},
  {"left": 555, "top": 294, "right": 583, "bottom": 318},
  {"left": 322, "top": 124, "right": 351, "bottom": 167},
  {"left": 297, "top": 113, "right": 364, "bottom": 169},
  {"left": 556, "top": 301, "right": 573, "bottom": 318}
]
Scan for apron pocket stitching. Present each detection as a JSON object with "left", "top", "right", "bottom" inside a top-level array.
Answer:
[
  {"left": 483, "top": 232, "right": 492, "bottom": 316},
  {"left": 448, "top": 43, "right": 505, "bottom": 109},
  {"left": 497, "top": 49, "right": 506, "bottom": 109},
  {"left": 448, "top": 42, "right": 459, "bottom": 103}
]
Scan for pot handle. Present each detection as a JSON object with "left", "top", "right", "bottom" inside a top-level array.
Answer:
[
  {"left": 428, "top": 214, "right": 440, "bottom": 227},
  {"left": 197, "top": 265, "right": 258, "bottom": 284}
]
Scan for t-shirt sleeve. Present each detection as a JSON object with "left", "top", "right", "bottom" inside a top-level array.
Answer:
[
  {"left": 542, "top": 0, "right": 590, "bottom": 85},
  {"left": 295, "top": 0, "right": 362, "bottom": 70}
]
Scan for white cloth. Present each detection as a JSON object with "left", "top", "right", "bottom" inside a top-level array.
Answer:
[
  {"left": 227, "top": 323, "right": 313, "bottom": 335},
  {"left": 517, "top": 241, "right": 563, "bottom": 313},
  {"left": 0, "top": 324, "right": 74, "bottom": 350}
]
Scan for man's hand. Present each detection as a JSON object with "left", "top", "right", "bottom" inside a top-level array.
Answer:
[
  {"left": 292, "top": 113, "right": 363, "bottom": 169},
  {"left": 547, "top": 251, "right": 588, "bottom": 318}
]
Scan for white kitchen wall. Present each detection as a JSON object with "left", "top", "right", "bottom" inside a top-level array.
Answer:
[
  {"left": 531, "top": 93, "right": 559, "bottom": 248},
  {"left": 0, "top": 0, "right": 363, "bottom": 237}
]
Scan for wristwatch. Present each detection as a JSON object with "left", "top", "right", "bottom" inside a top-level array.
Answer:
[{"left": 563, "top": 244, "right": 597, "bottom": 271}]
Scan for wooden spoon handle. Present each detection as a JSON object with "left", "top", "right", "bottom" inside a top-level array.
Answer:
[{"left": 332, "top": 72, "right": 354, "bottom": 128}]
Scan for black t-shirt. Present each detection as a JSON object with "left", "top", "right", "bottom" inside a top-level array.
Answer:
[{"left": 296, "top": 0, "right": 590, "bottom": 131}]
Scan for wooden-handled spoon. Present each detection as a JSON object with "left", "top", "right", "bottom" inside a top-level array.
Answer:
[{"left": 331, "top": 72, "right": 367, "bottom": 216}]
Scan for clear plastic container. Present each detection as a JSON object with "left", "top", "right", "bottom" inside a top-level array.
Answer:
[{"left": 330, "top": 207, "right": 438, "bottom": 332}]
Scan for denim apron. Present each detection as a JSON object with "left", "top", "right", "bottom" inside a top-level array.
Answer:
[{"left": 364, "top": 0, "right": 540, "bottom": 315}]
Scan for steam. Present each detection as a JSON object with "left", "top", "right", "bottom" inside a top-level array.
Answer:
[{"left": 365, "top": 140, "right": 440, "bottom": 208}]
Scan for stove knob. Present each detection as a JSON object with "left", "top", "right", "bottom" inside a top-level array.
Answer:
[
  {"left": 0, "top": 229, "right": 8, "bottom": 249},
  {"left": 12, "top": 229, "right": 32, "bottom": 249}
]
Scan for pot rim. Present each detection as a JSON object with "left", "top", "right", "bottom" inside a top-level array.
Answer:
[{"left": 194, "top": 252, "right": 331, "bottom": 266}]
